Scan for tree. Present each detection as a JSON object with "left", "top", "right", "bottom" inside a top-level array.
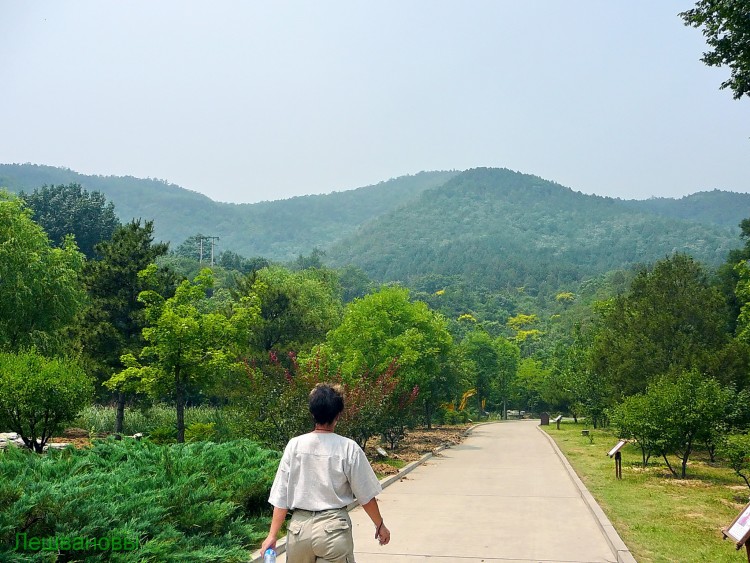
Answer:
[
  {"left": 636, "top": 370, "right": 730, "bottom": 478},
  {"left": 556, "top": 324, "right": 611, "bottom": 427},
  {"left": 0, "top": 192, "right": 86, "bottom": 354},
  {"left": 591, "top": 254, "right": 731, "bottom": 399},
  {"left": 20, "top": 183, "right": 121, "bottom": 258},
  {"left": 721, "top": 433, "right": 750, "bottom": 489},
  {"left": 337, "top": 264, "right": 373, "bottom": 303},
  {"left": 323, "top": 286, "right": 453, "bottom": 428},
  {"left": 232, "top": 266, "right": 342, "bottom": 355},
  {"left": 459, "top": 330, "right": 497, "bottom": 414},
  {"left": 611, "top": 394, "right": 660, "bottom": 467},
  {"left": 715, "top": 218, "right": 750, "bottom": 333},
  {"left": 680, "top": 0, "right": 750, "bottom": 100},
  {"left": 217, "top": 250, "right": 270, "bottom": 275},
  {"left": 0, "top": 350, "right": 93, "bottom": 452},
  {"left": 106, "top": 268, "right": 260, "bottom": 442},
  {"left": 494, "top": 337, "right": 520, "bottom": 417},
  {"left": 79, "top": 220, "right": 173, "bottom": 433},
  {"left": 511, "top": 358, "right": 550, "bottom": 414}
]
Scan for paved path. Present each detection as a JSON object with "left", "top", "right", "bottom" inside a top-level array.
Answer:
[{"left": 275, "top": 420, "right": 629, "bottom": 563}]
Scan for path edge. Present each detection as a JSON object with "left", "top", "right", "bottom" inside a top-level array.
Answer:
[
  {"left": 249, "top": 423, "right": 485, "bottom": 562},
  {"left": 537, "top": 425, "right": 637, "bottom": 563}
]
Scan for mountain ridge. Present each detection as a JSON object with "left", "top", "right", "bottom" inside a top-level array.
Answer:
[
  {"left": 1, "top": 164, "right": 747, "bottom": 289},
  {"left": 327, "top": 167, "right": 743, "bottom": 292}
]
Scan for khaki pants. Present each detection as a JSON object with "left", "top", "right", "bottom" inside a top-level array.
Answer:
[{"left": 286, "top": 508, "right": 355, "bottom": 563}]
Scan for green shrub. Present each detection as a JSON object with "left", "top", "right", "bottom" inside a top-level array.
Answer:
[
  {"left": 443, "top": 409, "right": 469, "bottom": 425},
  {"left": 0, "top": 351, "right": 93, "bottom": 452},
  {"left": 185, "top": 422, "right": 216, "bottom": 442},
  {"left": 148, "top": 425, "right": 177, "bottom": 444},
  {"left": 0, "top": 438, "right": 280, "bottom": 561}
]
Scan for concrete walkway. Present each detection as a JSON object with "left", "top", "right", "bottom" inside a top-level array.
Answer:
[{"left": 273, "top": 420, "right": 633, "bottom": 563}]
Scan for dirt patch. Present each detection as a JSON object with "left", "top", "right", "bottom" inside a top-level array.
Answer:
[
  {"left": 50, "top": 437, "right": 92, "bottom": 449},
  {"left": 53, "top": 423, "right": 472, "bottom": 456},
  {"left": 661, "top": 479, "right": 710, "bottom": 488},
  {"left": 364, "top": 425, "right": 469, "bottom": 463},
  {"left": 61, "top": 427, "right": 90, "bottom": 439}
]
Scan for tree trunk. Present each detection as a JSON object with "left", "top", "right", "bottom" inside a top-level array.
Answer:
[
  {"left": 424, "top": 402, "right": 432, "bottom": 430},
  {"left": 176, "top": 370, "right": 185, "bottom": 443},
  {"left": 115, "top": 391, "right": 126, "bottom": 435},
  {"left": 662, "top": 452, "right": 678, "bottom": 477},
  {"left": 681, "top": 442, "right": 692, "bottom": 479}
]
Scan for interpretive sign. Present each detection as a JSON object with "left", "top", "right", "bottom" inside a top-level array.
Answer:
[
  {"left": 607, "top": 440, "right": 627, "bottom": 458},
  {"left": 607, "top": 440, "right": 627, "bottom": 480},
  {"left": 724, "top": 501, "right": 750, "bottom": 549}
]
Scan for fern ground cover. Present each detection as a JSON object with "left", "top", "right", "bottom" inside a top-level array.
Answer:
[
  {"left": 544, "top": 422, "right": 750, "bottom": 563},
  {"left": 0, "top": 438, "right": 279, "bottom": 562}
]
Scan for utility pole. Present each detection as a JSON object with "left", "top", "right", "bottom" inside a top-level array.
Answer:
[
  {"left": 207, "top": 236, "right": 219, "bottom": 266},
  {"left": 197, "top": 235, "right": 220, "bottom": 266}
]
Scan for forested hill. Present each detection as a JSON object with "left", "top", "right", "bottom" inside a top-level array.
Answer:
[
  {"left": 0, "top": 164, "right": 456, "bottom": 259},
  {"left": 1, "top": 164, "right": 747, "bottom": 288},
  {"left": 327, "top": 168, "right": 743, "bottom": 293},
  {"left": 624, "top": 190, "right": 750, "bottom": 229}
]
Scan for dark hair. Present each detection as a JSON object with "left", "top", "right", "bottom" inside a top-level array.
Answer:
[{"left": 309, "top": 383, "right": 344, "bottom": 425}]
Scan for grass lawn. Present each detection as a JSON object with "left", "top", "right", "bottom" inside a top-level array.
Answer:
[{"left": 543, "top": 421, "right": 750, "bottom": 563}]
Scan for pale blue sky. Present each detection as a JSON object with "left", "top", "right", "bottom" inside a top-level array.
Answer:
[{"left": 1, "top": 1, "right": 748, "bottom": 203}]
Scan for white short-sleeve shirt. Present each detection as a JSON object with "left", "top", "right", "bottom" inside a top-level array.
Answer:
[{"left": 268, "top": 432, "right": 382, "bottom": 511}]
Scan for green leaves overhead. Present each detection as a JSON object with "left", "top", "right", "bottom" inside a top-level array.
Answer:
[{"left": 681, "top": 0, "right": 750, "bottom": 100}]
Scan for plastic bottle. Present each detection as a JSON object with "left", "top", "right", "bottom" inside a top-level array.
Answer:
[{"left": 263, "top": 548, "right": 277, "bottom": 563}]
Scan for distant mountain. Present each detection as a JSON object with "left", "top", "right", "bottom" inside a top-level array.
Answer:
[
  {"left": 0, "top": 163, "right": 456, "bottom": 260},
  {"left": 624, "top": 190, "right": 750, "bottom": 229},
  {"left": 326, "top": 168, "right": 744, "bottom": 293},
  {"left": 1, "top": 164, "right": 747, "bottom": 295}
]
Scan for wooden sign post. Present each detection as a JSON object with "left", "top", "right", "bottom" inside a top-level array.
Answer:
[
  {"left": 607, "top": 440, "right": 627, "bottom": 480},
  {"left": 723, "top": 501, "right": 750, "bottom": 562},
  {"left": 553, "top": 415, "right": 563, "bottom": 430}
]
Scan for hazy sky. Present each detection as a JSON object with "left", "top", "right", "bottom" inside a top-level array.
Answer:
[{"left": 1, "top": 1, "right": 748, "bottom": 204}]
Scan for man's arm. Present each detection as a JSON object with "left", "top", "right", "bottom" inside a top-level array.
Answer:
[
  {"left": 361, "top": 497, "right": 390, "bottom": 545},
  {"left": 261, "top": 506, "right": 288, "bottom": 552}
]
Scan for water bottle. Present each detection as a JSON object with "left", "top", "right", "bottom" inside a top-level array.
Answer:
[{"left": 263, "top": 548, "right": 277, "bottom": 563}]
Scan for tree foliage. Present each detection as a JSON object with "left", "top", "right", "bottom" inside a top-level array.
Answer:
[
  {"left": 232, "top": 266, "right": 341, "bottom": 355},
  {"left": 591, "top": 253, "right": 732, "bottom": 398},
  {"left": 80, "top": 220, "right": 172, "bottom": 385},
  {"left": 0, "top": 192, "right": 86, "bottom": 354},
  {"left": 106, "top": 268, "right": 260, "bottom": 442},
  {"left": 459, "top": 330, "right": 519, "bottom": 414},
  {"left": 20, "top": 183, "right": 121, "bottom": 258},
  {"left": 323, "top": 286, "right": 453, "bottom": 428},
  {"left": 613, "top": 370, "right": 731, "bottom": 478},
  {"left": 79, "top": 219, "right": 174, "bottom": 432},
  {"left": 721, "top": 433, "right": 750, "bottom": 488},
  {"left": 681, "top": 0, "right": 750, "bottom": 100},
  {"left": 0, "top": 350, "right": 93, "bottom": 452}
]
